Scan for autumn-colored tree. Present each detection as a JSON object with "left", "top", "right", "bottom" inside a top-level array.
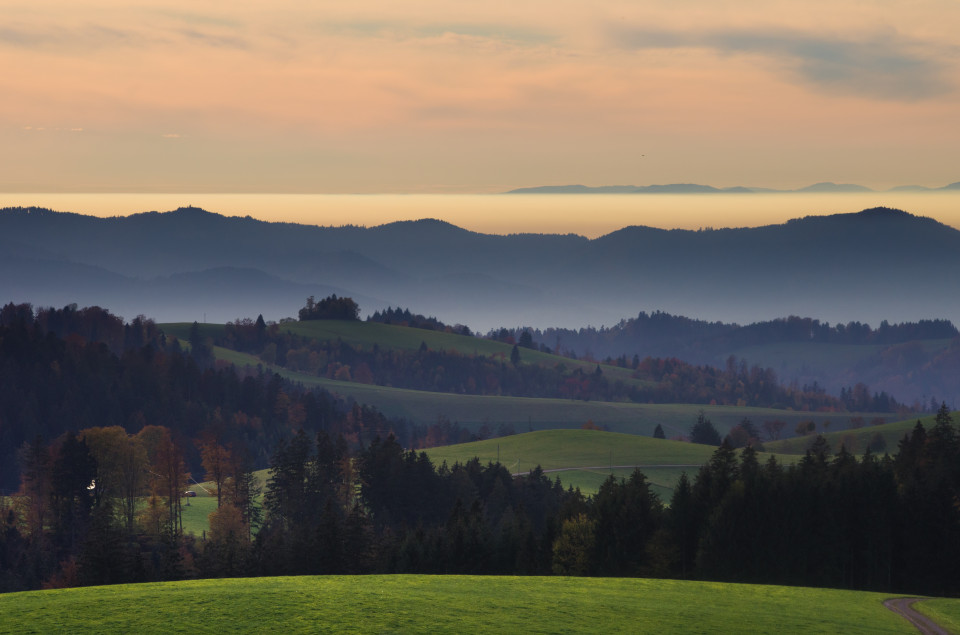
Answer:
[
  {"left": 204, "top": 503, "right": 250, "bottom": 576},
  {"left": 226, "top": 446, "right": 262, "bottom": 538},
  {"left": 761, "top": 419, "right": 786, "bottom": 441},
  {"left": 139, "top": 427, "right": 188, "bottom": 536},
  {"left": 200, "top": 436, "right": 232, "bottom": 508}
]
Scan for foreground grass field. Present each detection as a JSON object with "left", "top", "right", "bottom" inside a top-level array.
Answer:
[
  {"left": 916, "top": 599, "right": 960, "bottom": 634},
  {"left": 0, "top": 575, "right": 931, "bottom": 634}
]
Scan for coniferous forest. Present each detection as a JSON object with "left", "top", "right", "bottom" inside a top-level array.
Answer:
[{"left": 0, "top": 303, "right": 958, "bottom": 597}]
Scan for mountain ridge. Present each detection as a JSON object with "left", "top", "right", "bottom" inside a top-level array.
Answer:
[
  {"left": 2, "top": 205, "right": 960, "bottom": 332},
  {"left": 505, "top": 181, "right": 960, "bottom": 194}
]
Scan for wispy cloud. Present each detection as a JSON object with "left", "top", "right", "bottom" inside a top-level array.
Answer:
[
  {"left": 315, "top": 19, "right": 553, "bottom": 47},
  {"left": 0, "top": 22, "right": 247, "bottom": 53},
  {"left": 610, "top": 26, "right": 955, "bottom": 100},
  {"left": 22, "top": 126, "right": 83, "bottom": 132},
  {"left": 173, "top": 28, "right": 248, "bottom": 50}
]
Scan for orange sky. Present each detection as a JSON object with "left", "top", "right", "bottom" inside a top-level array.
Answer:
[{"left": 2, "top": 1, "right": 959, "bottom": 195}]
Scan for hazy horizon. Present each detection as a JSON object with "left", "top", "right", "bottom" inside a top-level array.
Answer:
[{"left": 3, "top": 191, "right": 960, "bottom": 238}]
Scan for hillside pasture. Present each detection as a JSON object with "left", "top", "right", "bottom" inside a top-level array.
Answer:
[
  {"left": 764, "top": 412, "right": 949, "bottom": 455},
  {"left": 0, "top": 575, "right": 928, "bottom": 634},
  {"left": 423, "top": 429, "right": 799, "bottom": 497}
]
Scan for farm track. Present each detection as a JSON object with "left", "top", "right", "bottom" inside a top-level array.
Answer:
[{"left": 884, "top": 598, "right": 951, "bottom": 635}]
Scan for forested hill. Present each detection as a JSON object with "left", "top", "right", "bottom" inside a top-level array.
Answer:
[
  {"left": 3, "top": 206, "right": 960, "bottom": 330},
  {"left": 512, "top": 314, "right": 959, "bottom": 408},
  {"left": 525, "top": 313, "right": 957, "bottom": 359}
]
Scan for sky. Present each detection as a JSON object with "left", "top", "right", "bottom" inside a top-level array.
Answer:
[{"left": 2, "top": 0, "right": 959, "bottom": 195}]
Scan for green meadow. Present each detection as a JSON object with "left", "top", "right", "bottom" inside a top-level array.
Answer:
[
  {"left": 764, "top": 411, "right": 948, "bottom": 455},
  {"left": 916, "top": 598, "right": 960, "bottom": 634},
  {"left": 424, "top": 429, "right": 716, "bottom": 472},
  {"left": 423, "top": 429, "right": 799, "bottom": 497},
  {"left": 0, "top": 575, "right": 931, "bottom": 634},
  {"left": 180, "top": 496, "right": 219, "bottom": 537}
]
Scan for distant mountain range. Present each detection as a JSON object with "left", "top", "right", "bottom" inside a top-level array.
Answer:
[
  {"left": 3, "top": 206, "right": 960, "bottom": 332},
  {"left": 506, "top": 181, "right": 960, "bottom": 194}
]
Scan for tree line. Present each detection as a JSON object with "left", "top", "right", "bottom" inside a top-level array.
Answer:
[
  {"left": 367, "top": 306, "right": 473, "bottom": 337},
  {"left": 3, "top": 406, "right": 957, "bottom": 596},
  {"left": 527, "top": 311, "right": 959, "bottom": 362}
]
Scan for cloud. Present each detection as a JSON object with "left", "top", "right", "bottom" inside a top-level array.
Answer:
[
  {"left": 0, "top": 23, "right": 134, "bottom": 51},
  {"left": 315, "top": 19, "right": 552, "bottom": 47},
  {"left": 174, "top": 28, "right": 248, "bottom": 50},
  {"left": 22, "top": 126, "right": 83, "bottom": 132},
  {"left": 0, "top": 21, "right": 247, "bottom": 54},
  {"left": 611, "top": 26, "right": 955, "bottom": 100}
]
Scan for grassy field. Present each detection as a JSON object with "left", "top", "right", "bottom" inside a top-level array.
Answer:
[
  {"left": 0, "top": 575, "right": 930, "bottom": 634},
  {"left": 422, "top": 429, "right": 800, "bottom": 497},
  {"left": 763, "top": 411, "right": 948, "bottom": 455},
  {"left": 916, "top": 598, "right": 960, "bottom": 634},
  {"left": 180, "top": 497, "right": 218, "bottom": 537},
  {"left": 424, "top": 429, "right": 716, "bottom": 472}
]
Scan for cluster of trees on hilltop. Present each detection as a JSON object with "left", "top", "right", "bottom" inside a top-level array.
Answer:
[
  {"left": 4, "top": 408, "right": 957, "bottom": 595},
  {"left": 367, "top": 306, "right": 473, "bottom": 336},
  {"left": 298, "top": 295, "right": 360, "bottom": 321}
]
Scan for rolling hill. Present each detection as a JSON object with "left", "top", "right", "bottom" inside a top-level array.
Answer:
[
  {"left": 763, "top": 411, "right": 953, "bottom": 456},
  {"left": 165, "top": 320, "right": 894, "bottom": 441},
  {"left": 0, "top": 575, "right": 928, "bottom": 634}
]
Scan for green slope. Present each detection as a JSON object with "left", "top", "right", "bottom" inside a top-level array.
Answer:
[
  {"left": 916, "top": 599, "right": 960, "bottom": 634},
  {"left": 0, "top": 575, "right": 929, "bottom": 634},
  {"left": 764, "top": 412, "right": 952, "bottom": 455},
  {"left": 424, "top": 429, "right": 716, "bottom": 472},
  {"left": 423, "top": 429, "right": 798, "bottom": 497}
]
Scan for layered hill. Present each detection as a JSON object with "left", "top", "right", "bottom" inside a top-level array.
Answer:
[{"left": 3, "top": 205, "right": 960, "bottom": 333}]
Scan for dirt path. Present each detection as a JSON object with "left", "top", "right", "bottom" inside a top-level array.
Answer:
[{"left": 884, "top": 598, "right": 951, "bottom": 635}]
